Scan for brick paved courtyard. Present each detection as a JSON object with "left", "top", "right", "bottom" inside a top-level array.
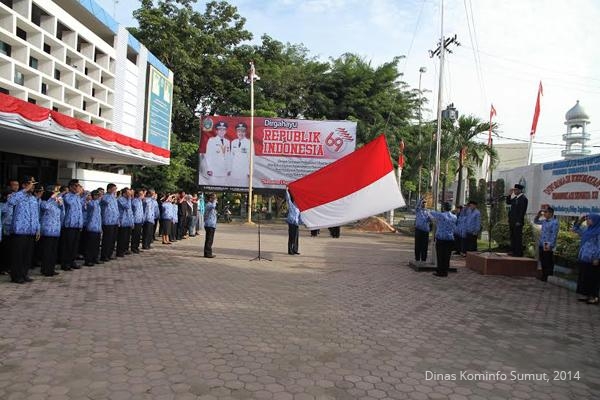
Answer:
[{"left": 1, "top": 223, "right": 599, "bottom": 400}]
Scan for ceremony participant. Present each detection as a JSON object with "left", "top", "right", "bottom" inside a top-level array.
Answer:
[
  {"left": 228, "top": 122, "right": 251, "bottom": 187},
  {"left": 170, "top": 195, "right": 178, "bottom": 242},
  {"left": 328, "top": 226, "right": 341, "bottom": 238},
  {"left": 0, "top": 191, "right": 13, "bottom": 274},
  {"left": 142, "top": 190, "right": 156, "bottom": 249},
  {"left": 428, "top": 202, "right": 457, "bottom": 277},
  {"left": 116, "top": 188, "right": 133, "bottom": 257},
  {"left": 533, "top": 207, "right": 559, "bottom": 281},
  {"left": 39, "top": 186, "right": 63, "bottom": 276},
  {"left": 160, "top": 194, "right": 174, "bottom": 245},
  {"left": 189, "top": 194, "right": 199, "bottom": 237},
  {"left": 465, "top": 200, "right": 481, "bottom": 253},
  {"left": 60, "top": 179, "right": 84, "bottom": 271},
  {"left": 197, "top": 193, "right": 205, "bottom": 231},
  {"left": 83, "top": 190, "right": 103, "bottom": 266},
  {"left": 573, "top": 214, "right": 600, "bottom": 304},
  {"left": 310, "top": 229, "right": 320, "bottom": 237},
  {"left": 286, "top": 190, "right": 301, "bottom": 255},
  {"left": 506, "top": 184, "right": 528, "bottom": 257},
  {"left": 7, "top": 176, "right": 40, "bottom": 284},
  {"left": 203, "top": 121, "right": 231, "bottom": 184},
  {"left": 203, "top": 193, "right": 218, "bottom": 258},
  {"left": 100, "top": 183, "right": 119, "bottom": 261},
  {"left": 131, "top": 189, "right": 145, "bottom": 253},
  {"left": 414, "top": 198, "right": 432, "bottom": 263},
  {"left": 176, "top": 191, "right": 190, "bottom": 240},
  {"left": 453, "top": 205, "right": 467, "bottom": 256}
]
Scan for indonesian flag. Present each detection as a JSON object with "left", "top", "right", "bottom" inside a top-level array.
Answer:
[
  {"left": 488, "top": 104, "right": 496, "bottom": 146},
  {"left": 288, "top": 135, "right": 405, "bottom": 230},
  {"left": 530, "top": 81, "right": 543, "bottom": 136}
]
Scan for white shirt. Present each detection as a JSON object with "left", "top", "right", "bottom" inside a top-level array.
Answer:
[
  {"left": 230, "top": 137, "right": 251, "bottom": 180},
  {"left": 204, "top": 136, "right": 231, "bottom": 177}
]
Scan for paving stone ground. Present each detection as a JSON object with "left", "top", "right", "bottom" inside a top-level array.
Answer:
[{"left": 1, "top": 223, "right": 599, "bottom": 400}]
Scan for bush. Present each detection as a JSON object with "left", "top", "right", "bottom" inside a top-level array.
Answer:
[
  {"left": 555, "top": 230, "right": 580, "bottom": 267},
  {"left": 491, "top": 221, "right": 510, "bottom": 249},
  {"left": 490, "top": 220, "right": 536, "bottom": 255}
]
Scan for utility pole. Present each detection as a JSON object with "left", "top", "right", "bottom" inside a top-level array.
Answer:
[
  {"left": 417, "top": 66, "right": 426, "bottom": 200},
  {"left": 429, "top": 19, "right": 459, "bottom": 210}
]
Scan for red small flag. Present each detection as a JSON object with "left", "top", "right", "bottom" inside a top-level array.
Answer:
[
  {"left": 530, "top": 81, "right": 543, "bottom": 136},
  {"left": 398, "top": 140, "right": 405, "bottom": 169},
  {"left": 488, "top": 104, "right": 496, "bottom": 146}
]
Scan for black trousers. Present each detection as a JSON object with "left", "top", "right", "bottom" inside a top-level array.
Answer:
[
  {"left": 435, "top": 239, "right": 454, "bottom": 276},
  {"left": 538, "top": 246, "right": 554, "bottom": 281},
  {"left": 101, "top": 225, "right": 118, "bottom": 260},
  {"left": 177, "top": 217, "right": 187, "bottom": 239},
  {"left": 10, "top": 234, "right": 34, "bottom": 282},
  {"left": 328, "top": 226, "right": 340, "bottom": 238},
  {"left": 170, "top": 222, "right": 177, "bottom": 241},
  {"left": 288, "top": 223, "right": 299, "bottom": 254},
  {"left": 39, "top": 236, "right": 59, "bottom": 275},
  {"left": 415, "top": 229, "right": 429, "bottom": 261},
  {"left": 0, "top": 234, "right": 12, "bottom": 273},
  {"left": 142, "top": 222, "right": 154, "bottom": 249},
  {"left": 577, "top": 262, "right": 600, "bottom": 297},
  {"left": 84, "top": 231, "right": 101, "bottom": 264},
  {"left": 509, "top": 222, "right": 524, "bottom": 257},
  {"left": 131, "top": 223, "right": 143, "bottom": 251},
  {"left": 116, "top": 227, "right": 131, "bottom": 256},
  {"left": 60, "top": 227, "right": 81, "bottom": 268},
  {"left": 204, "top": 226, "right": 216, "bottom": 256},
  {"left": 465, "top": 234, "right": 478, "bottom": 253}
]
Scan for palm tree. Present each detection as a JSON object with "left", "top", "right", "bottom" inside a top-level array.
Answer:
[{"left": 444, "top": 115, "right": 498, "bottom": 207}]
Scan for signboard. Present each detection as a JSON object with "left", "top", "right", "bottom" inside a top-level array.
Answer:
[
  {"left": 541, "top": 155, "right": 600, "bottom": 216},
  {"left": 198, "top": 116, "right": 357, "bottom": 190},
  {"left": 145, "top": 65, "right": 173, "bottom": 149}
]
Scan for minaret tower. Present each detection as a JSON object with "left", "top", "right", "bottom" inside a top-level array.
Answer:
[{"left": 562, "top": 100, "right": 591, "bottom": 160}]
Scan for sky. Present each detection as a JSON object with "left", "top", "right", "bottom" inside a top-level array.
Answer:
[{"left": 99, "top": 0, "right": 600, "bottom": 164}]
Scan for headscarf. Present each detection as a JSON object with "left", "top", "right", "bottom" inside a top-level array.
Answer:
[{"left": 581, "top": 213, "right": 600, "bottom": 244}]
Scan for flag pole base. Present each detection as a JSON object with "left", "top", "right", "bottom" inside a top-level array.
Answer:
[{"left": 408, "top": 260, "right": 457, "bottom": 273}]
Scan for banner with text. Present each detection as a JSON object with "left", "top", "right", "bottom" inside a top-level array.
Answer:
[
  {"left": 198, "top": 116, "right": 357, "bottom": 190},
  {"left": 541, "top": 154, "right": 600, "bottom": 216}
]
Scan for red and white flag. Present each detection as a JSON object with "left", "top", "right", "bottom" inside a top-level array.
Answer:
[
  {"left": 288, "top": 135, "right": 405, "bottom": 230},
  {"left": 530, "top": 81, "right": 543, "bottom": 136}
]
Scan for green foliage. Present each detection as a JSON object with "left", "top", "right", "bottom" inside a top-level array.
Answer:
[
  {"left": 477, "top": 179, "right": 489, "bottom": 232},
  {"left": 490, "top": 178, "right": 507, "bottom": 229},
  {"left": 491, "top": 222, "right": 510, "bottom": 249},
  {"left": 555, "top": 230, "right": 580, "bottom": 267}
]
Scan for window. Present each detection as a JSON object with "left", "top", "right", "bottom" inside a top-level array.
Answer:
[
  {"left": 41, "top": 83, "right": 47, "bottom": 95},
  {"left": 84, "top": 67, "right": 88, "bottom": 76},
  {"left": 0, "top": 41, "right": 11, "bottom": 57},
  {"left": 14, "top": 70, "right": 24, "bottom": 85},
  {"left": 16, "top": 27, "right": 27, "bottom": 41},
  {"left": 43, "top": 43, "right": 51, "bottom": 54},
  {"left": 91, "top": 88, "right": 95, "bottom": 96},
  {"left": 29, "top": 57, "right": 38, "bottom": 69},
  {"left": 0, "top": 1, "right": 13, "bottom": 9},
  {"left": 54, "top": 69, "right": 61, "bottom": 80},
  {"left": 52, "top": 106, "right": 58, "bottom": 112},
  {"left": 0, "top": 87, "right": 9, "bottom": 95},
  {"left": 82, "top": 101, "right": 87, "bottom": 110},
  {"left": 99, "top": 107, "right": 102, "bottom": 117},
  {"left": 28, "top": 98, "right": 36, "bottom": 104}
]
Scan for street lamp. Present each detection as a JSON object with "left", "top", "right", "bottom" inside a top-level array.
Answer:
[{"left": 244, "top": 61, "right": 260, "bottom": 223}]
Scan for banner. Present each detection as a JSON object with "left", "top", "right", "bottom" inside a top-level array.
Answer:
[
  {"left": 198, "top": 116, "right": 357, "bottom": 190},
  {"left": 540, "top": 155, "right": 600, "bottom": 216}
]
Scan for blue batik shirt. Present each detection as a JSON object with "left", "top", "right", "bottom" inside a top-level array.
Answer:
[
  {"left": 415, "top": 200, "right": 431, "bottom": 232},
  {"left": 204, "top": 200, "right": 217, "bottom": 228},
  {"left": 286, "top": 191, "right": 301, "bottom": 226},
  {"left": 117, "top": 196, "right": 134, "bottom": 228},
  {"left": 9, "top": 190, "right": 40, "bottom": 235},
  {"left": 153, "top": 199, "right": 160, "bottom": 221},
  {"left": 534, "top": 216, "right": 558, "bottom": 249},
  {"left": 40, "top": 198, "right": 62, "bottom": 237},
  {"left": 454, "top": 208, "right": 468, "bottom": 237},
  {"left": 101, "top": 193, "right": 119, "bottom": 225},
  {"left": 465, "top": 208, "right": 481, "bottom": 236},
  {"left": 62, "top": 192, "right": 84, "bottom": 228},
  {"left": 143, "top": 197, "right": 155, "bottom": 223},
  {"left": 2, "top": 200, "right": 13, "bottom": 236},
  {"left": 429, "top": 210, "right": 457, "bottom": 241},
  {"left": 161, "top": 202, "right": 174, "bottom": 220},
  {"left": 573, "top": 225, "right": 600, "bottom": 263},
  {"left": 171, "top": 203, "right": 178, "bottom": 223},
  {"left": 85, "top": 199, "right": 102, "bottom": 233},
  {"left": 132, "top": 197, "right": 144, "bottom": 224}
]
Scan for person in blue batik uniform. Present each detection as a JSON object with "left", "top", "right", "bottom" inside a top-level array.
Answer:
[
  {"left": 533, "top": 207, "right": 559, "bottom": 282},
  {"left": 428, "top": 202, "right": 458, "bottom": 277},
  {"left": 130, "top": 188, "right": 145, "bottom": 254},
  {"left": 83, "top": 190, "right": 103, "bottom": 266},
  {"left": 116, "top": 188, "right": 134, "bottom": 257},
  {"left": 7, "top": 176, "right": 40, "bottom": 284},
  {"left": 142, "top": 190, "right": 156, "bottom": 250},
  {"left": 203, "top": 193, "right": 218, "bottom": 258},
  {"left": 573, "top": 213, "right": 600, "bottom": 304},
  {"left": 286, "top": 190, "right": 301, "bottom": 255},
  {"left": 414, "top": 198, "right": 432, "bottom": 262},
  {"left": 61, "top": 179, "right": 85, "bottom": 271},
  {"left": 39, "top": 186, "right": 63, "bottom": 276},
  {"left": 465, "top": 200, "right": 481, "bottom": 253},
  {"left": 453, "top": 205, "right": 466, "bottom": 256},
  {"left": 160, "top": 194, "right": 174, "bottom": 245},
  {"left": 100, "top": 183, "right": 119, "bottom": 261}
]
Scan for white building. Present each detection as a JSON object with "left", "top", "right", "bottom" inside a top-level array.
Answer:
[{"left": 0, "top": 0, "right": 173, "bottom": 188}]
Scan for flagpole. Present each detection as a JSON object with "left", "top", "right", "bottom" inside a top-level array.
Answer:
[
  {"left": 527, "top": 135, "right": 533, "bottom": 166},
  {"left": 433, "top": 0, "right": 445, "bottom": 212},
  {"left": 487, "top": 104, "right": 496, "bottom": 252},
  {"left": 246, "top": 62, "right": 258, "bottom": 224}
]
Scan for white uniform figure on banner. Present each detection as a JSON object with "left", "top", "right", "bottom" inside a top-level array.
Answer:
[
  {"left": 203, "top": 121, "right": 231, "bottom": 184},
  {"left": 228, "top": 122, "right": 251, "bottom": 187}
]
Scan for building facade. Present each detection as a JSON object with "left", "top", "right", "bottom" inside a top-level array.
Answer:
[{"left": 0, "top": 0, "right": 173, "bottom": 188}]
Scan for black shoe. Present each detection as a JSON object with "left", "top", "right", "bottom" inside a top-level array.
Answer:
[
  {"left": 204, "top": 254, "right": 216, "bottom": 258},
  {"left": 99, "top": 258, "right": 109, "bottom": 262},
  {"left": 61, "top": 267, "right": 72, "bottom": 271},
  {"left": 84, "top": 262, "right": 95, "bottom": 267},
  {"left": 294, "top": 252, "right": 300, "bottom": 255},
  {"left": 12, "top": 279, "right": 25, "bottom": 284},
  {"left": 132, "top": 249, "right": 140, "bottom": 254},
  {"left": 288, "top": 252, "right": 294, "bottom": 255},
  {"left": 142, "top": 246, "right": 150, "bottom": 250},
  {"left": 43, "top": 272, "right": 60, "bottom": 277},
  {"left": 124, "top": 251, "right": 132, "bottom": 255},
  {"left": 24, "top": 276, "right": 34, "bottom": 282},
  {"left": 71, "top": 264, "right": 81, "bottom": 270},
  {"left": 577, "top": 298, "right": 589, "bottom": 302},
  {"left": 432, "top": 272, "right": 448, "bottom": 277},
  {"left": 95, "top": 260, "right": 105, "bottom": 264},
  {"left": 116, "top": 254, "right": 124, "bottom": 258}
]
